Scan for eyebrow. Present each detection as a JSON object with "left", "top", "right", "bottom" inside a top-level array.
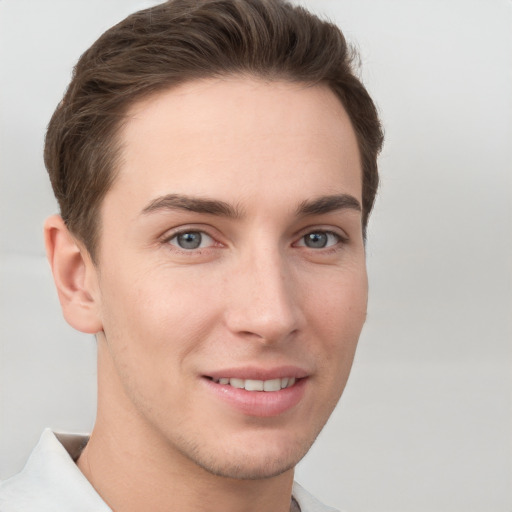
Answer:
[
  {"left": 296, "top": 194, "right": 361, "bottom": 216},
  {"left": 141, "top": 192, "right": 361, "bottom": 219},
  {"left": 141, "top": 194, "right": 243, "bottom": 218}
]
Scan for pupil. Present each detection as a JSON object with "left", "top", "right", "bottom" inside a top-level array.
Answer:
[
  {"left": 305, "top": 232, "right": 327, "bottom": 248},
  {"left": 178, "top": 232, "right": 202, "bottom": 249}
]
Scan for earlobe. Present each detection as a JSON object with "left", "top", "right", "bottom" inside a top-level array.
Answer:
[{"left": 44, "top": 215, "right": 103, "bottom": 334}]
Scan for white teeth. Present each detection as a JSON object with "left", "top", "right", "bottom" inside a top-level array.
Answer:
[
  {"left": 229, "top": 378, "right": 245, "bottom": 389},
  {"left": 244, "top": 379, "right": 264, "bottom": 391},
  {"left": 263, "top": 378, "right": 281, "bottom": 391},
  {"left": 213, "top": 376, "right": 297, "bottom": 391}
]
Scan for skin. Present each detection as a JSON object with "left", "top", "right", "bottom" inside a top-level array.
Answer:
[{"left": 45, "top": 77, "right": 367, "bottom": 512}]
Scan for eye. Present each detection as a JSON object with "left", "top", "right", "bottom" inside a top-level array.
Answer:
[
  {"left": 297, "top": 231, "right": 341, "bottom": 249},
  {"left": 168, "top": 231, "right": 214, "bottom": 250}
]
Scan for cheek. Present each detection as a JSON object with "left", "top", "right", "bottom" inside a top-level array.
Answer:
[
  {"left": 303, "top": 266, "right": 367, "bottom": 371},
  {"left": 307, "top": 265, "right": 367, "bottom": 330},
  {"left": 98, "top": 263, "right": 223, "bottom": 363},
  {"left": 96, "top": 269, "right": 220, "bottom": 412}
]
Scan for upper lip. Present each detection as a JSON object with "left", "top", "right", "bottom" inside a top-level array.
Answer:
[{"left": 204, "top": 366, "right": 310, "bottom": 381}]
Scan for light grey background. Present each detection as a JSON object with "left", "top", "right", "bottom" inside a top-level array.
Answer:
[{"left": 1, "top": 1, "right": 511, "bottom": 511}]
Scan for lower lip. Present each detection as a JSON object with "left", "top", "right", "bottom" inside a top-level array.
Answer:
[{"left": 202, "top": 377, "right": 307, "bottom": 417}]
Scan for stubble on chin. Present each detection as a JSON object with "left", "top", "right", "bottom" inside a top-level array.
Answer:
[{"left": 165, "top": 425, "right": 324, "bottom": 481}]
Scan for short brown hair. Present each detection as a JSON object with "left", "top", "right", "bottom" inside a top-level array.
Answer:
[{"left": 44, "top": 0, "right": 383, "bottom": 261}]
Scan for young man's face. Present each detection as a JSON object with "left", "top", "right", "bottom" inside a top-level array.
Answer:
[{"left": 90, "top": 77, "right": 367, "bottom": 479}]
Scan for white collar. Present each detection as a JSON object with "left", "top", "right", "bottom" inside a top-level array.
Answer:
[{"left": 0, "top": 429, "right": 110, "bottom": 511}]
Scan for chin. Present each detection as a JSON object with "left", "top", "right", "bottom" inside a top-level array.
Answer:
[
  {"left": 173, "top": 428, "right": 318, "bottom": 481},
  {"left": 192, "top": 449, "right": 303, "bottom": 481},
  {"left": 200, "top": 457, "right": 296, "bottom": 480}
]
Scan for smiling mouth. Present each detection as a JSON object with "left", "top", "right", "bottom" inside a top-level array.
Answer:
[{"left": 207, "top": 376, "right": 297, "bottom": 392}]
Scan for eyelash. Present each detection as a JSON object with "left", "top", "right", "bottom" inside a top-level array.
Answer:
[
  {"left": 163, "top": 228, "right": 219, "bottom": 253},
  {"left": 294, "top": 230, "right": 346, "bottom": 250},
  {"left": 162, "top": 227, "right": 348, "bottom": 254}
]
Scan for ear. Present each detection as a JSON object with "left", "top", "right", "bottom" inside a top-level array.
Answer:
[{"left": 44, "top": 215, "right": 103, "bottom": 334}]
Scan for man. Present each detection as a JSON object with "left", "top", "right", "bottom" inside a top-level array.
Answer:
[{"left": 0, "top": 0, "right": 382, "bottom": 510}]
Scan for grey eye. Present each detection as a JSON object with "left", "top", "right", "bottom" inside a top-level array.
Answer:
[
  {"left": 173, "top": 231, "right": 204, "bottom": 249},
  {"left": 304, "top": 232, "right": 328, "bottom": 248},
  {"left": 299, "top": 231, "right": 340, "bottom": 249}
]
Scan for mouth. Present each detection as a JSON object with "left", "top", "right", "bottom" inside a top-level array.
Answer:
[
  {"left": 201, "top": 369, "right": 308, "bottom": 417},
  {"left": 206, "top": 376, "right": 297, "bottom": 392}
]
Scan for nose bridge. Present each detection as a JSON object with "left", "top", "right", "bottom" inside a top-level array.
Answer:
[{"left": 225, "top": 241, "right": 300, "bottom": 343}]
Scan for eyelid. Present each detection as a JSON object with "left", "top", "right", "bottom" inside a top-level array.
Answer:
[
  {"left": 158, "top": 224, "right": 348, "bottom": 252},
  {"left": 293, "top": 226, "right": 349, "bottom": 246},
  {"left": 295, "top": 231, "right": 342, "bottom": 249},
  {"left": 161, "top": 223, "right": 216, "bottom": 239},
  {"left": 168, "top": 230, "right": 215, "bottom": 249},
  {"left": 160, "top": 225, "right": 223, "bottom": 250}
]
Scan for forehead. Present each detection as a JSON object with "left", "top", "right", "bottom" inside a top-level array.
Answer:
[{"left": 109, "top": 77, "right": 361, "bottom": 214}]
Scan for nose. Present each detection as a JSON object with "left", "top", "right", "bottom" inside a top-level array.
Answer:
[{"left": 223, "top": 246, "right": 302, "bottom": 345}]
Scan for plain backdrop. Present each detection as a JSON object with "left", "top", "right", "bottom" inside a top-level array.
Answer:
[{"left": 0, "top": 1, "right": 511, "bottom": 511}]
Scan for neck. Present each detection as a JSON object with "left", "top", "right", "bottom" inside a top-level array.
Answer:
[{"left": 77, "top": 340, "right": 295, "bottom": 512}]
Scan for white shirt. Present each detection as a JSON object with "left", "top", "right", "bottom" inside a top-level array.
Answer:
[{"left": 0, "top": 429, "right": 341, "bottom": 512}]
